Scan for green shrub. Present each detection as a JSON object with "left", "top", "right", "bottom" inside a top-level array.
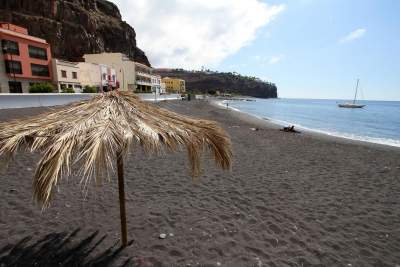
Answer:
[
  {"left": 82, "top": 85, "right": 97, "bottom": 93},
  {"left": 61, "top": 87, "right": 75, "bottom": 93},
  {"left": 29, "top": 83, "right": 55, "bottom": 93}
]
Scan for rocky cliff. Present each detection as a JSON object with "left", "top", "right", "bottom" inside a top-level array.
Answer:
[
  {"left": 155, "top": 69, "right": 278, "bottom": 98},
  {"left": 0, "top": 0, "right": 150, "bottom": 65}
]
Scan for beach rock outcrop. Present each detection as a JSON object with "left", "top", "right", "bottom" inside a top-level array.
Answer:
[
  {"left": 155, "top": 69, "right": 278, "bottom": 98},
  {"left": 0, "top": 0, "right": 150, "bottom": 66}
]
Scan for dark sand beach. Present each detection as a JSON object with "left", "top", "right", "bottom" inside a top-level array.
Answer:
[{"left": 1, "top": 100, "right": 400, "bottom": 267}]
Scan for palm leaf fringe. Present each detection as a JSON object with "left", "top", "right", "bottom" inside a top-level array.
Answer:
[{"left": 0, "top": 91, "right": 232, "bottom": 207}]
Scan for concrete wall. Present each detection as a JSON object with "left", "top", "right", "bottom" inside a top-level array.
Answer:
[
  {"left": 135, "top": 93, "right": 181, "bottom": 102},
  {"left": 0, "top": 93, "right": 182, "bottom": 109},
  {"left": 0, "top": 94, "right": 93, "bottom": 109}
]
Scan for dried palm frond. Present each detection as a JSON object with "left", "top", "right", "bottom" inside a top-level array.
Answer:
[{"left": 0, "top": 91, "right": 232, "bottom": 207}]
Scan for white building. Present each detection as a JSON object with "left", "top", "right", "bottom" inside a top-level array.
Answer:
[
  {"left": 135, "top": 62, "right": 153, "bottom": 93},
  {"left": 76, "top": 62, "right": 102, "bottom": 91},
  {"left": 76, "top": 62, "right": 116, "bottom": 92},
  {"left": 100, "top": 64, "right": 117, "bottom": 91},
  {"left": 52, "top": 59, "right": 81, "bottom": 92},
  {"left": 151, "top": 75, "right": 162, "bottom": 94},
  {"left": 83, "top": 53, "right": 136, "bottom": 91},
  {"left": 160, "top": 82, "right": 166, "bottom": 94}
]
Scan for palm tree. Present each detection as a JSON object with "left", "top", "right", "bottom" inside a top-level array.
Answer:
[{"left": 0, "top": 91, "right": 232, "bottom": 247}]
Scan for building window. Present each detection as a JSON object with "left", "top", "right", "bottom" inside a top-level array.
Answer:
[
  {"left": 8, "top": 81, "right": 22, "bottom": 93},
  {"left": 2, "top": 40, "right": 19, "bottom": 55},
  {"left": 61, "top": 70, "right": 67, "bottom": 78},
  {"left": 5, "top": 60, "right": 22, "bottom": 74},
  {"left": 72, "top": 72, "right": 77, "bottom": 79},
  {"left": 28, "top": 45, "right": 48, "bottom": 60},
  {"left": 102, "top": 73, "right": 107, "bottom": 80},
  {"left": 31, "top": 63, "right": 50, "bottom": 77}
]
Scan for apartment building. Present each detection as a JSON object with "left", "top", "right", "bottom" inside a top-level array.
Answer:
[
  {"left": 161, "top": 77, "right": 186, "bottom": 94},
  {"left": 151, "top": 74, "right": 163, "bottom": 94},
  {"left": 52, "top": 59, "right": 81, "bottom": 92},
  {"left": 100, "top": 64, "right": 117, "bottom": 90},
  {"left": 135, "top": 62, "right": 152, "bottom": 93},
  {"left": 0, "top": 23, "right": 53, "bottom": 93},
  {"left": 83, "top": 53, "right": 135, "bottom": 91}
]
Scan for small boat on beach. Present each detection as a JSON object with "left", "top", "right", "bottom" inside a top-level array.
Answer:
[{"left": 338, "top": 79, "right": 365, "bottom": 108}]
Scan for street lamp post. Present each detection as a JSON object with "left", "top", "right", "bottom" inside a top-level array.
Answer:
[
  {"left": 3, "top": 45, "right": 17, "bottom": 92},
  {"left": 120, "top": 67, "right": 125, "bottom": 91}
]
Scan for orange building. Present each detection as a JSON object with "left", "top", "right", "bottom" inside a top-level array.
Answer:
[{"left": 0, "top": 23, "right": 53, "bottom": 93}]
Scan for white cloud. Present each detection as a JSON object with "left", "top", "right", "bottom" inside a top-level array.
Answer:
[
  {"left": 110, "top": 0, "right": 285, "bottom": 68},
  {"left": 227, "top": 63, "right": 248, "bottom": 70},
  {"left": 268, "top": 55, "right": 283, "bottom": 64},
  {"left": 339, "top": 28, "right": 366, "bottom": 44},
  {"left": 254, "top": 54, "right": 284, "bottom": 65}
]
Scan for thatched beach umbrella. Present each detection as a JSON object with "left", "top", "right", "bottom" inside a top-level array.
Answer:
[{"left": 0, "top": 91, "right": 232, "bottom": 247}]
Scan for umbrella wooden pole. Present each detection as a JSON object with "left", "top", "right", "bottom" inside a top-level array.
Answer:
[{"left": 117, "top": 152, "right": 128, "bottom": 247}]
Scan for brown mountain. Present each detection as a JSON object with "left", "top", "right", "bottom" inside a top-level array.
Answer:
[
  {"left": 0, "top": 0, "right": 150, "bottom": 66},
  {"left": 155, "top": 69, "right": 278, "bottom": 98}
]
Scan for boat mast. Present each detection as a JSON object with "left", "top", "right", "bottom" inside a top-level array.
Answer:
[{"left": 353, "top": 79, "right": 359, "bottom": 104}]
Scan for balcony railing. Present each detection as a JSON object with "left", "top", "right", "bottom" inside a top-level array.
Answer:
[
  {"left": 136, "top": 72, "right": 152, "bottom": 78},
  {"left": 136, "top": 80, "right": 152, "bottom": 86}
]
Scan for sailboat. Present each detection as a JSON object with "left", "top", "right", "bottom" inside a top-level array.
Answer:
[{"left": 338, "top": 79, "right": 365, "bottom": 108}]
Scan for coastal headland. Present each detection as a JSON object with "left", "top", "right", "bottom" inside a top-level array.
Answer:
[
  {"left": 0, "top": 100, "right": 399, "bottom": 266},
  {"left": 155, "top": 69, "right": 278, "bottom": 99}
]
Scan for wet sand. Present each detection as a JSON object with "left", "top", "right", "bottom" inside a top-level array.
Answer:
[{"left": 0, "top": 100, "right": 400, "bottom": 266}]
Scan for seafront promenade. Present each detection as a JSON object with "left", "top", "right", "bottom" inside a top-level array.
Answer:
[{"left": 0, "top": 93, "right": 182, "bottom": 109}]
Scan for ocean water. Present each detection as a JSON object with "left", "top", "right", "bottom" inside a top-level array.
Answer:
[{"left": 224, "top": 98, "right": 400, "bottom": 147}]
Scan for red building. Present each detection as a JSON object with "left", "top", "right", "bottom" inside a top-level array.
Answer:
[{"left": 0, "top": 23, "right": 53, "bottom": 93}]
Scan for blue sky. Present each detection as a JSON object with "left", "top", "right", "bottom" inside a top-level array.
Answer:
[
  {"left": 114, "top": 0, "right": 399, "bottom": 101},
  {"left": 217, "top": 0, "right": 400, "bottom": 100}
]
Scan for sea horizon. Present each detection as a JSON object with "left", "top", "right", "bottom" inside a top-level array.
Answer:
[
  {"left": 223, "top": 97, "right": 400, "bottom": 148},
  {"left": 274, "top": 97, "right": 400, "bottom": 102}
]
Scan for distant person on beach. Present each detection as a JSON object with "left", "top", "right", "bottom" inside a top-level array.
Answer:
[{"left": 281, "top": 125, "right": 301, "bottom": 133}]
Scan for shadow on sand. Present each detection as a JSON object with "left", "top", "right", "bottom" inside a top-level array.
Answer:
[{"left": 0, "top": 228, "right": 132, "bottom": 267}]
